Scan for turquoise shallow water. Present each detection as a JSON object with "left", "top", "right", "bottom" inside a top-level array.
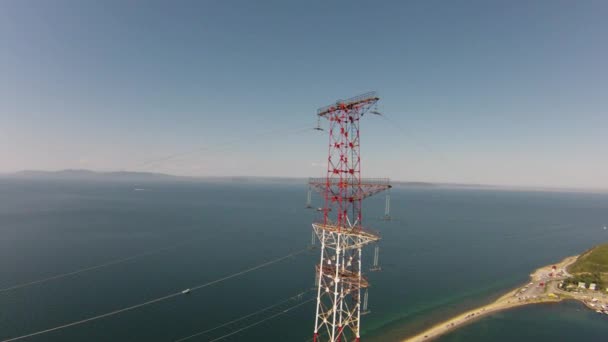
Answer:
[
  {"left": 440, "top": 301, "right": 608, "bottom": 341},
  {"left": 0, "top": 178, "right": 607, "bottom": 341}
]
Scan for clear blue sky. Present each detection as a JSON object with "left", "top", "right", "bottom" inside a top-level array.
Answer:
[{"left": 1, "top": 0, "right": 606, "bottom": 189}]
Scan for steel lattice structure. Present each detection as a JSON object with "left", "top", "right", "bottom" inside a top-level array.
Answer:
[{"left": 311, "top": 92, "right": 390, "bottom": 342}]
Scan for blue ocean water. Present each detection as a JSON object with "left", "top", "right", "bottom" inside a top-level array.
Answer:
[{"left": 0, "top": 178, "right": 607, "bottom": 341}]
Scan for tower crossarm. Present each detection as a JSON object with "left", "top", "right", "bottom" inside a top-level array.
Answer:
[
  {"left": 308, "top": 178, "right": 391, "bottom": 201},
  {"left": 316, "top": 264, "right": 370, "bottom": 288},
  {"left": 317, "top": 92, "right": 380, "bottom": 117},
  {"left": 312, "top": 223, "right": 380, "bottom": 247}
]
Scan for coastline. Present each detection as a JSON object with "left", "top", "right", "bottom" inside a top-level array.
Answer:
[{"left": 401, "top": 255, "right": 581, "bottom": 342}]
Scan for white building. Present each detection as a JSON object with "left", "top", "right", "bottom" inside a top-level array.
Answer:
[
  {"left": 578, "top": 282, "right": 586, "bottom": 289},
  {"left": 590, "top": 283, "right": 597, "bottom": 291}
]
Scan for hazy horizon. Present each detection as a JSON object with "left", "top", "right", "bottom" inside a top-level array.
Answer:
[
  {"left": 4, "top": 168, "right": 608, "bottom": 193},
  {"left": 1, "top": 1, "right": 607, "bottom": 189}
]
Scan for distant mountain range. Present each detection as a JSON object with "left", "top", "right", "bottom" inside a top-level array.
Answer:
[
  {"left": 5, "top": 170, "right": 319, "bottom": 184},
  {"left": 10, "top": 169, "right": 178, "bottom": 181},
  {"left": 4, "top": 170, "right": 605, "bottom": 193},
  {"left": 7, "top": 170, "right": 439, "bottom": 185}
]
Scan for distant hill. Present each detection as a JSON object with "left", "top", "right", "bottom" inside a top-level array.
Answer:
[
  {"left": 5, "top": 171, "right": 606, "bottom": 193},
  {"left": 569, "top": 243, "right": 608, "bottom": 274},
  {"left": 566, "top": 243, "right": 608, "bottom": 288},
  {"left": 393, "top": 181, "right": 436, "bottom": 187},
  {"left": 8, "top": 170, "right": 314, "bottom": 184},
  {"left": 12, "top": 169, "right": 178, "bottom": 181}
]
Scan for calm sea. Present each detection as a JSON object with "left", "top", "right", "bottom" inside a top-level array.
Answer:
[{"left": 0, "top": 178, "right": 607, "bottom": 341}]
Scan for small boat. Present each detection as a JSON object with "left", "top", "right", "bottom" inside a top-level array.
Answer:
[{"left": 182, "top": 289, "right": 191, "bottom": 294}]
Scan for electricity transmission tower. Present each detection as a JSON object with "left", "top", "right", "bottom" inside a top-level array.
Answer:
[{"left": 308, "top": 92, "right": 391, "bottom": 342}]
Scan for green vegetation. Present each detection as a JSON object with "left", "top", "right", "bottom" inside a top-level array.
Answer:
[
  {"left": 569, "top": 243, "right": 608, "bottom": 273},
  {"left": 562, "top": 273, "right": 603, "bottom": 290},
  {"left": 566, "top": 242, "right": 608, "bottom": 289}
]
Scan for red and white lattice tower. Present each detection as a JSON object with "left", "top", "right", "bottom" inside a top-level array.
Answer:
[{"left": 310, "top": 92, "right": 391, "bottom": 342}]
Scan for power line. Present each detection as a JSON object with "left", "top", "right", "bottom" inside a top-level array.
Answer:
[
  {"left": 378, "top": 113, "right": 450, "bottom": 163},
  {"left": 207, "top": 298, "right": 315, "bottom": 342},
  {"left": 173, "top": 289, "right": 314, "bottom": 342},
  {"left": 1, "top": 248, "right": 309, "bottom": 342},
  {"left": 135, "top": 126, "right": 314, "bottom": 171},
  {"left": 0, "top": 236, "right": 207, "bottom": 294}
]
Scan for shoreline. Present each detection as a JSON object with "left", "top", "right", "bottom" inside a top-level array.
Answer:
[{"left": 401, "top": 255, "right": 581, "bottom": 342}]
